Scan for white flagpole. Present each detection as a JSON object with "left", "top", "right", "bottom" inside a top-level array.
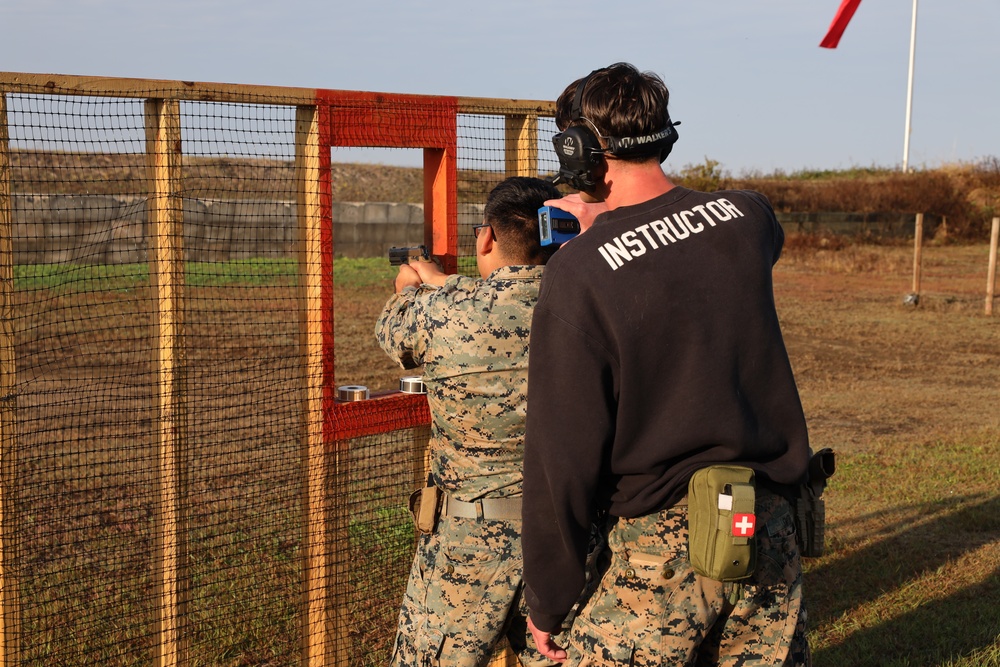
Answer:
[{"left": 902, "top": 0, "right": 918, "bottom": 172}]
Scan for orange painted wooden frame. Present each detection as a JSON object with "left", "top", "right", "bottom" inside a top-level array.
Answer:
[{"left": 314, "top": 89, "right": 455, "bottom": 441}]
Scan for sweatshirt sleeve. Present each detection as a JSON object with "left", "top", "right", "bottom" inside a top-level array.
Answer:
[
  {"left": 522, "top": 267, "right": 617, "bottom": 633},
  {"left": 737, "top": 190, "right": 784, "bottom": 265}
]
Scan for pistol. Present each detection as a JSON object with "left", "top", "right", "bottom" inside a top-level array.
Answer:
[{"left": 388, "top": 245, "right": 431, "bottom": 266}]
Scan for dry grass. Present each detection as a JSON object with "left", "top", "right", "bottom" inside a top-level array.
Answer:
[
  {"left": 8, "top": 237, "right": 999, "bottom": 666},
  {"left": 10, "top": 149, "right": 427, "bottom": 202},
  {"left": 8, "top": 150, "right": 501, "bottom": 204},
  {"left": 777, "top": 240, "right": 998, "bottom": 446},
  {"left": 773, "top": 240, "right": 999, "bottom": 666},
  {"left": 676, "top": 157, "right": 1000, "bottom": 239},
  {"left": 330, "top": 243, "right": 1000, "bottom": 666}
]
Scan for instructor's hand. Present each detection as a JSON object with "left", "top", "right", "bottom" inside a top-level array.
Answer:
[
  {"left": 528, "top": 617, "right": 567, "bottom": 663},
  {"left": 543, "top": 194, "right": 608, "bottom": 237}
]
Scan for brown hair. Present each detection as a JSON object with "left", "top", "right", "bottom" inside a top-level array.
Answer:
[{"left": 555, "top": 62, "right": 671, "bottom": 162}]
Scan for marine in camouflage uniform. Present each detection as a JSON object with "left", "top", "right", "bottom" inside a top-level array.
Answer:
[{"left": 375, "top": 177, "right": 562, "bottom": 667}]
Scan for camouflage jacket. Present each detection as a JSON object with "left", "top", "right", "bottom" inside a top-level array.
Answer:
[{"left": 375, "top": 265, "right": 544, "bottom": 502}]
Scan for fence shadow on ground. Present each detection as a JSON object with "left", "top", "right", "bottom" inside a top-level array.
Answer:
[{"left": 806, "top": 494, "right": 1000, "bottom": 666}]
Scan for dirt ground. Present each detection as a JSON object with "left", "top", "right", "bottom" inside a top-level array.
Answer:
[
  {"left": 344, "top": 240, "right": 1000, "bottom": 453},
  {"left": 773, "top": 241, "right": 999, "bottom": 452},
  {"left": 9, "top": 240, "right": 998, "bottom": 665}
]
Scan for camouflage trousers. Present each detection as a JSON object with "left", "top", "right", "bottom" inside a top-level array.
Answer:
[
  {"left": 561, "top": 492, "right": 811, "bottom": 667},
  {"left": 390, "top": 515, "right": 556, "bottom": 667}
]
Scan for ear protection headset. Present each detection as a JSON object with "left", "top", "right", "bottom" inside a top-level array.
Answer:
[{"left": 551, "top": 68, "right": 680, "bottom": 193}]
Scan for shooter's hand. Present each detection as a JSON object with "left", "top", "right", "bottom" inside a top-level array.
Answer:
[
  {"left": 393, "top": 264, "right": 422, "bottom": 293},
  {"left": 408, "top": 257, "right": 448, "bottom": 287}
]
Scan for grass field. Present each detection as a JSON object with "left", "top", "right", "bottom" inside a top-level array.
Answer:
[
  {"left": 8, "top": 239, "right": 999, "bottom": 666},
  {"left": 300, "top": 241, "right": 1000, "bottom": 666},
  {"left": 775, "top": 239, "right": 999, "bottom": 667}
]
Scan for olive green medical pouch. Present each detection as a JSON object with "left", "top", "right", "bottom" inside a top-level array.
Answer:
[{"left": 688, "top": 465, "right": 757, "bottom": 582}]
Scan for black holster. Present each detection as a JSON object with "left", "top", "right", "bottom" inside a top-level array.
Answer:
[{"left": 794, "top": 448, "right": 836, "bottom": 558}]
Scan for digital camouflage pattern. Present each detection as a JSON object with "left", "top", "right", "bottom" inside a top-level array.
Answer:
[
  {"left": 377, "top": 264, "right": 550, "bottom": 666},
  {"left": 375, "top": 265, "right": 544, "bottom": 501},
  {"left": 390, "top": 516, "right": 555, "bottom": 667},
  {"left": 562, "top": 492, "right": 811, "bottom": 667}
]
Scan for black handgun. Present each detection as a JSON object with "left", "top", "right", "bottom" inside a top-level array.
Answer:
[{"left": 388, "top": 245, "right": 431, "bottom": 266}]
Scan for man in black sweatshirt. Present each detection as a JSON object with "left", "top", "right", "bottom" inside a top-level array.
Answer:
[{"left": 522, "top": 63, "right": 812, "bottom": 666}]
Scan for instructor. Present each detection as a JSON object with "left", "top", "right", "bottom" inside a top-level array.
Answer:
[{"left": 522, "top": 63, "right": 812, "bottom": 666}]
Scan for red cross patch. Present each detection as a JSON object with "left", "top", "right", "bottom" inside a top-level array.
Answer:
[{"left": 732, "top": 513, "right": 756, "bottom": 537}]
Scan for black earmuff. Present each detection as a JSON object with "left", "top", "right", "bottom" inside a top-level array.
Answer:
[
  {"left": 550, "top": 70, "right": 606, "bottom": 193},
  {"left": 551, "top": 124, "right": 605, "bottom": 192},
  {"left": 550, "top": 68, "right": 680, "bottom": 193}
]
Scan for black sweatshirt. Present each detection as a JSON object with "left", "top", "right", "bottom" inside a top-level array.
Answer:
[{"left": 521, "top": 187, "right": 810, "bottom": 633}]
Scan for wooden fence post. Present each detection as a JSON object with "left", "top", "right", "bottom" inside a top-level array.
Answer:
[
  {"left": 296, "top": 103, "right": 338, "bottom": 667},
  {"left": 987, "top": 217, "right": 999, "bottom": 316},
  {"left": 0, "top": 90, "right": 23, "bottom": 667},
  {"left": 910, "top": 213, "right": 924, "bottom": 301},
  {"left": 146, "top": 98, "right": 189, "bottom": 667},
  {"left": 491, "top": 111, "right": 533, "bottom": 667},
  {"left": 504, "top": 113, "right": 539, "bottom": 178}
]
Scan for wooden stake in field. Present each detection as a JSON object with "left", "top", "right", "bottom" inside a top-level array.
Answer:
[
  {"left": 986, "top": 216, "right": 999, "bottom": 316},
  {"left": 907, "top": 213, "right": 924, "bottom": 305}
]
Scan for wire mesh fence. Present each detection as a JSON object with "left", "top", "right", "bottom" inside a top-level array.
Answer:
[{"left": 0, "top": 73, "right": 560, "bottom": 666}]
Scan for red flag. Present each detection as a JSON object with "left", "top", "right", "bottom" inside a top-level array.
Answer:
[{"left": 820, "top": 0, "right": 863, "bottom": 49}]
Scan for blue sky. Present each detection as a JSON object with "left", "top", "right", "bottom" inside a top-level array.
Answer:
[{"left": 2, "top": 0, "right": 997, "bottom": 175}]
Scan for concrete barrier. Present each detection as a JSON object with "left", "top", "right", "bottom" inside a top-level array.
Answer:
[
  {"left": 775, "top": 211, "right": 935, "bottom": 237},
  {"left": 10, "top": 195, "right": 436, "bottom": 264},
  {"left": 9, "top": 193, "right": 922, "bottom": 265}
]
